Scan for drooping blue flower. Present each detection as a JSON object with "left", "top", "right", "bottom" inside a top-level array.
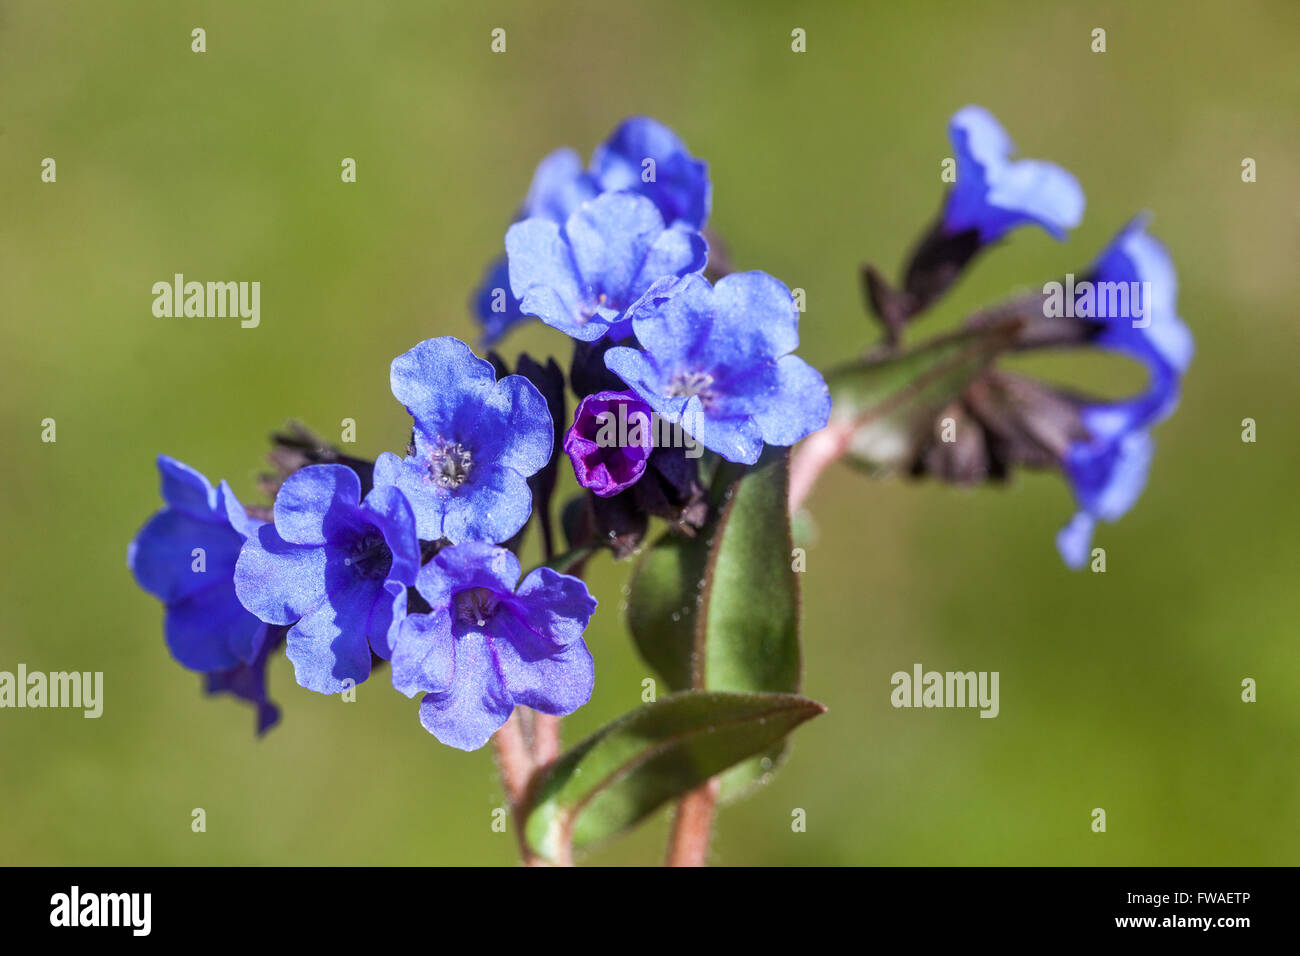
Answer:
[
  {"left": 945, "top": 105, "right": 1085, "bottom": 244},
  {"left": 234, "top": 464, "right": 419, "bottom": 694},
  {"left": 1054, "top": 219, "right": 1193, "bottom": 567},
  {"left": 472, "top": 256, "right": 528, "bottom": 346},
  {"left": 372, "top": 337, "right": 553, "bottom": 543},
  {"left": 474, "top": 117, "right": 711, "bottom": 343},
  {"left": 128, "top": 455, "right": 282, "bottom": 733},
  {"left": 391, "top": 542, "right": 597, "bottom": 752},
  {"left": 1056, "top": 428, "right": 1154, "bottom": 569},
  {"left": 205, "top": 627, "right": 285, "bottom": 735},
  {"left": 506, "top": 191, "right": 708, "bottom": 342},
  {"left": 1078, "top": 214, "right": 1193, "bottom": 427},
  {"left": 604, "top": 271, "right": 831, "bottom": 465},
  {"left": 129, "top": 455, "right": 272, "bottom": 672}
]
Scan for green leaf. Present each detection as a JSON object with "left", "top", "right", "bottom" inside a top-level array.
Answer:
[
  {"left": 626, "top": 448, "right": 802, "bottom": 801},
  {"left": 698, "top": 448, "right": 800, "bottom": 694},
  {"left": 825, "top": 321, "right": 1018, "bottom": 474},
  {"left": 522, "top": 691, "right": 825, "bottom": 862},
  {"left": 624, "top": 532, "right": 705, "bottom": 692}
]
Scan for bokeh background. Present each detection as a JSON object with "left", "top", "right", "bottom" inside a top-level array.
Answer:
[{"left": 2, "top": 0, "right": 1297, "bottom": 865}]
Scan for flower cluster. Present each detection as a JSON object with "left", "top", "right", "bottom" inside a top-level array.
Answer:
[
  {"left": 129, "top": 116, "right": 828, "bottom": 745},
  {"left": 861, "top": 106, "right": 1192, "bottom": 568}
]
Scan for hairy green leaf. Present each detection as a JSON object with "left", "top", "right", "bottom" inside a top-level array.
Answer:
[
  {"left": 626, "top": 448, "right": 802, "bottom": 801},
  {"left": 826, "top": 321, "right": 1018, "bottom": 474},
  {"left": 522, "top": 691, "right": 825, "bottom": 862}
]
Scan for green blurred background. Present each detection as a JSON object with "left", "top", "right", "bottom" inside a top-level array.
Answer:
[{"left": 2, "top": 0, "right": 1297, "bottom": 865}]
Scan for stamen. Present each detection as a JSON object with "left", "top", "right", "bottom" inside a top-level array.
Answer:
[
  {"left": 454, "top": 587, "right": 500, "bottom": 628},
  {"left": 578, "top": 292, "right": 609, "bottom": 325},
  {"left": 667, "top": 370, "right": 716, "bottom": 406},
  {"left": 428, "top": 440, "right": 474, "bottom": 488}
]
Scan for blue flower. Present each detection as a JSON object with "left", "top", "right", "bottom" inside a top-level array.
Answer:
[
  {"left": 391, "top": 542, "right": 597, "bottom": 752},
  {"left": 373, "top": 337, "right": 553, "bottom": 543},
  {"left": 474, "top": 117, "right": 711, "bottom": 343},
  {"left": 1054, "top": 219, "right": 1193, "bottom": 567},
  {"left": 205, "top": 628, "right": 284, "bottom": 735},
  {"left": 234, "top": 464, "right": 420, "bottom": 694},
  {"left": 1056, "top": 428, "right": 1154, "bottom": 568},
  {"left": 472, "top": 256, "right": 528, "bottom": 346},
  {"left": 945, "top": 105, "right": 1084, "bottom": 244},
  {"left": 506, "top": 191, "right": 707, "bottom": 342},
  {"left": 521, "top": 147, "right": 601, "bottom": 223},
  {"left": 1080, "top": 215, "right": 1193, "bottom": 425},
  {"left": 129, "top": 455, "right": 272, "bottom": 672},
  {"left": 589, "top": 116, "right": 712, "bottom": 230},
  {"left": 604, "top": 272, "right": 831, "bottom": 465},
  {"left": 129, "top": 456, "right": 282, "bottom": 734}
]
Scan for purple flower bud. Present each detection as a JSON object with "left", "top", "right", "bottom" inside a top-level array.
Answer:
[{"left": 563, "top": 390, "right": 656, "bottom": 497}]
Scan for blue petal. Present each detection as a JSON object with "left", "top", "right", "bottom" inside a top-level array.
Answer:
[
  {"left": 751, "top": 355, "right": 832, "bottom": 447},
  {"left": 285, "top": 578, "right": 377, "bottom": 694},
  {"left": 1064, "top": 428, "right": 1154, "bottom": 523},
  {"left": 522, "top": 147, "right": 597, "bottom": 222},
  {"left": 471, "top": 374, "right": 553, "bottom": 477},
  {"left": 491, "top": 615, "right": 594, "bottom": 716},
  {"left": 272, "top": 464, "right": 362, "bottom": 546},
  {"left": 1089, "top": 217, "right": 1194, "bottom": 378},
  {"left": 945, "top": 105, "right": 1084, "bottom": 243},
  {"left": 591, "top": 116, "right": 712, "bottom": 229},
  {"left": 358, "top": 483, "right": 421, "bottom": 586},
  {"left": 205, "top": 632, "right": 282, "bottom": 736},
  {"left": 129, "top": 509, "right": 244, "bottom": 604},
  {"left": 514, "top": 567, "right": 598, "bottom": 646},
  {"left": 366, "top": 580, "right": 408, "bottom": 661},
  {"left": 687, "top": 406, "right": 767, "bottom": 465},
  {"left": 390, "top": 337, "right": 498, "bottom": 436},
  {"left": 632, "top": 226, "right": 708, "bottom": 302},
  {"left": 390, "top": 607, "right": 455, "bottom": 697},
  {"left": 215, "top": 480, "right": 264, "bottom": 540},
  {"left": 415, "top": 630, "right": 514, "bottom": 751},
  {"left": 471, "top": 255, "right": 529, "bottom": 345},
  {"left": 157, "top": 454, "right": 219, "bottom": 518},
  {"left": 442, "top": 465, "right": 534, "bottom": 545},
  {"left": 565, "top": 192, "right": 687, "bottom": 308},
  {"left": 164, "top": 582, "right": 253, "bottom": 672},
  {"left": 234, "top": 524, "right": 327, "bottom": 625},
  {"left": 414, "top": 542, "right": 521, "bottom": 608},
  {"left": 1056, "top": 512, "right": 1097, "bottom": 570},
  {"left": 602, "top": 346, "right": 687, "bottom": 423},
  {"left": 622, "top": 273, "right": 716, "bottom": 369},
  {"left": 373, "top": 451, "right": 447, "bottom": 542},
  {"left": 709, "top": 272, "right": 800, "bottom": 360},
  {"left": 506, "top": 218, "right": 591, "bottom": 338}
]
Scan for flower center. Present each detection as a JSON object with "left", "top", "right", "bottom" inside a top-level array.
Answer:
[
  {"left": 343, "top": 532, "right": 393, "bottom": 580},
  {"left": 578, "top": 292, "right": 609, "bottom": 325},
  {"left": 429, "top": 440, "right": 474, "bottom": 488},
  {"left": 667, "top": 369, "right": 715, "bottom": 405},
  {"left": 454, "top": 587, "right": 501, "bottom": 628}
]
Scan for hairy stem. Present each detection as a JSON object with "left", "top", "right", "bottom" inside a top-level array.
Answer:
[
  {"left": 788, "top": 419, "right": 854, "bottom": 513},
  {"left": 493, "top": 711, "right": 554, "bottom": 866},
  {"left": 493, "top": 710, "right": 532, "bottom": 808},
  {"left": 532, "top": 712, "right": 562, "bottom": 766},
  {"left": 665, "top": 779, "right": 720, "bottom": 867}
]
